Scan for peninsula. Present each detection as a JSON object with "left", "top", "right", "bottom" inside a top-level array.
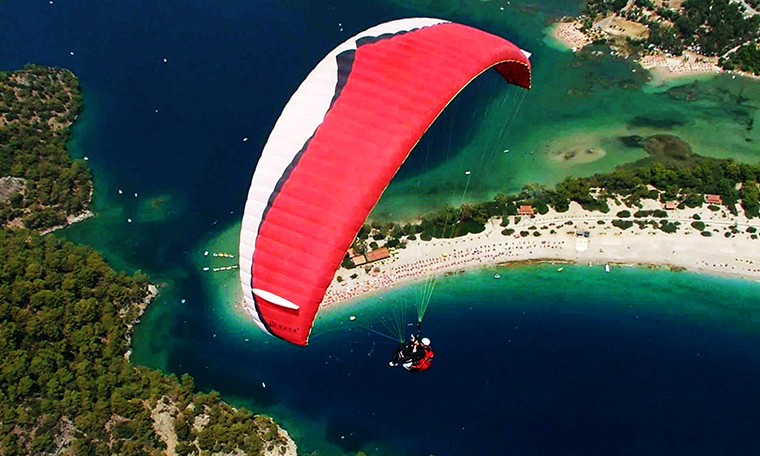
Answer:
[
  {"left": 0, "top": 65, "right": 92, "bottom": 231},
  {"left": 550, "top": 0, "right": 760, "bottom": 81},
  {"left": 0, "top": 65, "right": 297, "bottom": 455},
  {"left": 324, "top": 142, "right": 760, "bottom": 306},
  {"left": 324, "top": 197, "right": 760, "bottom": 306}
]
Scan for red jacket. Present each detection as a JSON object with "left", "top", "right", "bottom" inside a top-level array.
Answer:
[{"left": 409, "top": 346, "right": 434, "bottom": 372}]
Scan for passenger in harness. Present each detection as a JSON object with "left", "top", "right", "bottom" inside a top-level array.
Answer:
[{"left": 389, "top": 334, "right": 434, "bottom": 372}]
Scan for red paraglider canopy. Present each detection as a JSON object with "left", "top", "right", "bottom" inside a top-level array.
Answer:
[{"left": 240, "top": 18, "right": 531, "bottom": 345}]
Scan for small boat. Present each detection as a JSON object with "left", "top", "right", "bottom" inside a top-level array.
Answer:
[
  {"left": 494, "top": 273, "right": 501, "bottom": 279},
  {"left": 605, "top": 264, "right": 610, "bottom": 273},
  {"left": 557, "top": 267, "right": 564, "bottom": 272}
]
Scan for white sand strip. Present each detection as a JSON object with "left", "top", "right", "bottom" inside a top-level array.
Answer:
[{"left": 322, "top": 200, "right": 760, "bottom": 307}]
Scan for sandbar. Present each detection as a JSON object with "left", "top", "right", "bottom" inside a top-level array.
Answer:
[{"left": 322, "top": 200, "right": 760, "bottom": 307}]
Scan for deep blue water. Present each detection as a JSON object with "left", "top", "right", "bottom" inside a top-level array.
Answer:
[
  {"left": 1, "top": 0, "right": 405, "bottom": 273},
  {"left": 166, "top": 265, "right": 760, "bottom": 456},
  {"left": 3, "top": 1, "right": 760, "bottom": 455}
]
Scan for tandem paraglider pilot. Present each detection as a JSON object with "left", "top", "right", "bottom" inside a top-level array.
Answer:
[{"left": 389, "top": 334, "right": 434, "bottom": 372}]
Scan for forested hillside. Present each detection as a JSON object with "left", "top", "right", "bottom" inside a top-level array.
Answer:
[
  {"left": 0, "top": 229, "right": 294, "bottom": 455},
  {"left": 0, "top": 65, "right": 91, "bottom": 230},
  {"left": 0, "top": 65, "right": 297, "bottom": 455}
]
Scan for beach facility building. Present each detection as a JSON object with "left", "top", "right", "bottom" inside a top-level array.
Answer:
[
  {"left": 705, "top": 194, "right": 723, "bottom": 205},
  {"left": 664, "top": 201, "right": 678, "bottom": 210},
  {"left": 518, "top": 205, "right": 536, "bottom": 216},
  {"left": 366, "top": 247, "right": 391, "bottom": 263},
  {"left": 350, "top": 254, "right": 367, "bottom": 267}
]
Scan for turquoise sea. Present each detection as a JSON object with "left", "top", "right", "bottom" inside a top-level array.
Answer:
[{"left": 2, "top": 0, "right": 760, "bottom": 454}]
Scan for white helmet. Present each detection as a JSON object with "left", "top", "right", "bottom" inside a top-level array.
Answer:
[{"left": 421, "top": 337, "right": 431, "bottom": 346}]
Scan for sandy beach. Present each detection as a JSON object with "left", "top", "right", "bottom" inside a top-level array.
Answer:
[
  {"left": 322, "top": 199, "right": 760, "bottom": 307},
  {"left": 549, "top": 18, "right": 725, "bottom": 84},
  {"left": 550, "top": 21, "right": 592, "bottom": 52},
  {"left": 640, "top": 52, "right": 723, "bottom": 84}
]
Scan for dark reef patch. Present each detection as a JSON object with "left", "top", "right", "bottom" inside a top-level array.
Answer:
[
  {"left": 666, "top": 83, "right": 700, "bottom": 101},
  {"left": 620, "top": 135, "right": 644, "bottom": 147},
  {"left": 618, "top": 134, "right": 704, "bottom": 169},
  {"left": 641, "top": 134, "right": 693, "bottom": 162},
  {"left": 628, "top": 115, "right": 687, "bottom": 129}
]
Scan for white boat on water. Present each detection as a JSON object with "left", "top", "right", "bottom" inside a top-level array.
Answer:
[{"left": 605, "top": 264, "right": 610, "bottom": 273}]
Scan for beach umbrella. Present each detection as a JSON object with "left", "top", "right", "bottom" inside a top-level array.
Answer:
[{"left": 240, "top": 18, "right": 532, "bottom": 345}]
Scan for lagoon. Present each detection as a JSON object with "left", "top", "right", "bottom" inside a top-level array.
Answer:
[{"left": 3, "top": 0, "right": 760, "bottom": 454}]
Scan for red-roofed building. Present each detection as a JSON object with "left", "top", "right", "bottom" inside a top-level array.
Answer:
[
  {"left": 664, "top": 201, "right": 678, "bottom": 210},
  {"left": 351, "top": 255, "right": 367, "bottom": 267},
  {"left": 518, "top": 205, "right": 535, "bottom": 216},
  {"left": 705, "top": 194, "right": 722, "bottom": 205},
  {"left": 366, "top": 247, "right": 391, "bottom": 263}
]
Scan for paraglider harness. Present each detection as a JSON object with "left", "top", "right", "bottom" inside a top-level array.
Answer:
[{"left": 389, "top": 333, "right": 434, "bottom": 372}]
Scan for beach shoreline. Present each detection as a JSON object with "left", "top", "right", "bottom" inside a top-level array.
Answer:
[
  {"left": 321, "top": 200, "right": 760, "bottom": 308},
  {"left": 38, "top": 209, "right": 95, "bottom": 235},
  {"left": 548, "top": 21, "right": 592, "bottom": 52},
  {"left": 125, "top": 283, "right": 159, "bottom": 362},
  {"left": 548, "top": 19, "right": 727, "bottom": 85},
  {"left": 639, "top": 52, "right": 724, "bottom": 85}
]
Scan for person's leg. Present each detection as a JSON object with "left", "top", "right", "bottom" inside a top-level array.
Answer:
[{"left": 389, "top": 343, "right": 406, "bottom": 366}]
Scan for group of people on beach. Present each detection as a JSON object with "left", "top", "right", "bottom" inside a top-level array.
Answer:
[{"left": 322, "top": 239, "right": 567, "bottom": 306}]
